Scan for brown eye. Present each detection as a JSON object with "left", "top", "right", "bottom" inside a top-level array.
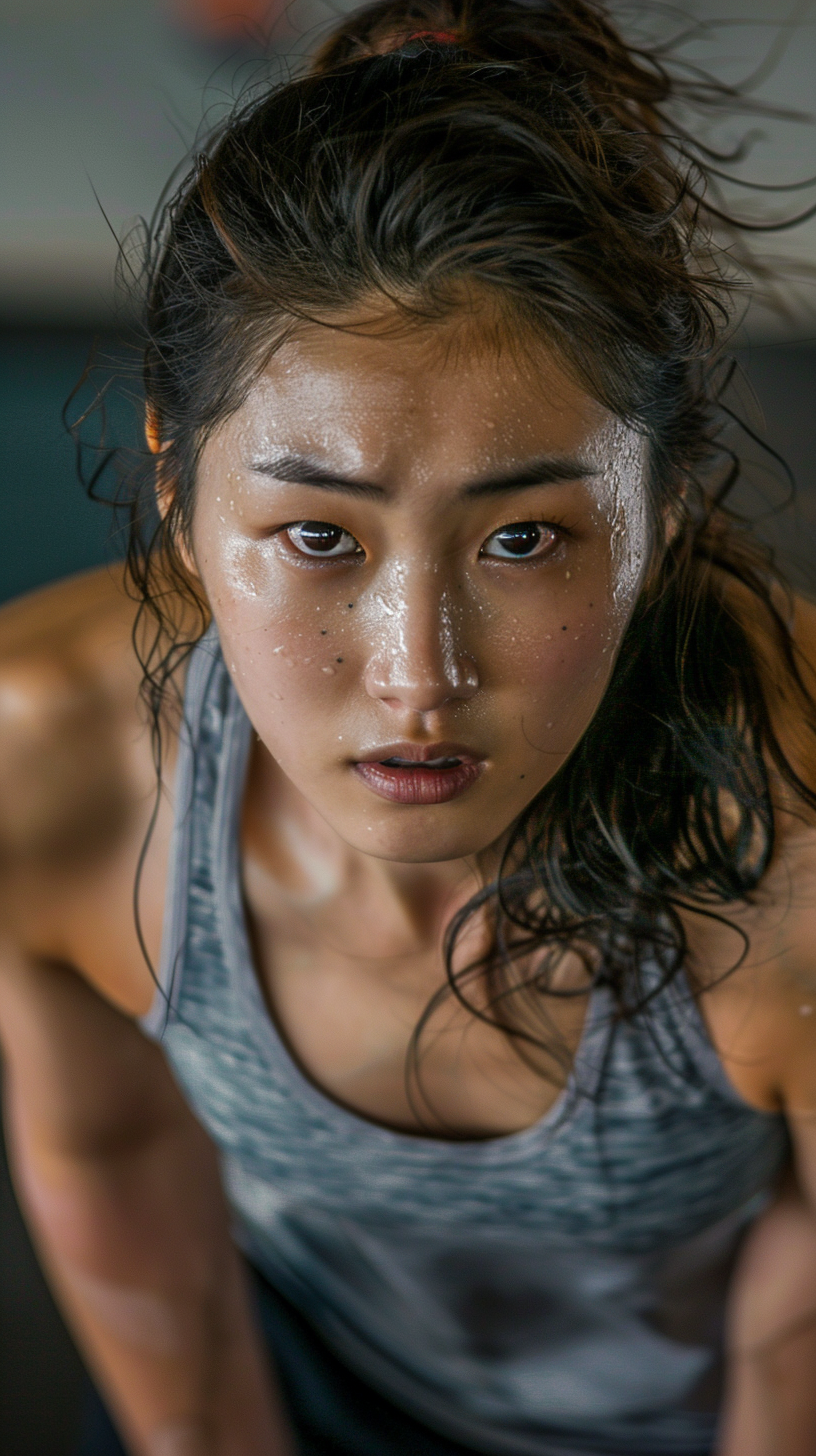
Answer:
[
  {"left": 481, "top": 522, "right": 557, "bottom": 559},
  {"left": 286, "top": 521, "right": 362, "bottom": 558}
]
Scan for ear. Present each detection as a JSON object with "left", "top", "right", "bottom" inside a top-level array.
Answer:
[
  {"left": 145, "top": 405, "right": 163, "bottom": 459},
  {"left": 146, "top": 406, "right": 173, "bottom": 521},
  {"left": 145, "top": 407, "right": 197, "bottom": 576}
]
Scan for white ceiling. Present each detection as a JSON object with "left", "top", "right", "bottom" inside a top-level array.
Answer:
[{"left": 1, "top": 0, "right": 814, "bottom": 337}]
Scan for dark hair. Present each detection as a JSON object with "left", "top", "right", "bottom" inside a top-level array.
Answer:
[{"left": 123, "top": 0, "right": 816, "bottom": 1096}]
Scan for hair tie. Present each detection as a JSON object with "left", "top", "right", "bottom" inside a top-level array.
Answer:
[{"left": 402, "top": 29, "right": 460, "bottom": 45}]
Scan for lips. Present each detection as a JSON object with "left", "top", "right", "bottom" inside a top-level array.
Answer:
[{"left": 352, "top": 742, "right": 485, "bottom": 805}]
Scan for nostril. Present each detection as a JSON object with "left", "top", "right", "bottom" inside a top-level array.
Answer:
[{"left": 364, "top": 668, "right": 479, "bottom": 713}]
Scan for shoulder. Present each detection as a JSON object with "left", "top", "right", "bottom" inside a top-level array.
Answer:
[
  {"left": 691, "top": 801, "right": 816, "bottom": 1119},
  {"left": 725, "top": 577, "right": 816, "bottom": 789},
  {"left": 0, "top": 568, "right": 168, "bottom": 1006},
  {"left": 687, "top": 587, "right": 816, "bottom": 1110},
  {"left": 0, "top": 568, "right": 144, "bottom": 856}
]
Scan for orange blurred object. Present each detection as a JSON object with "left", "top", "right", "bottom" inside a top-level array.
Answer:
[{"left": 171, "top": 0, "right": 287, "bottom": 41}]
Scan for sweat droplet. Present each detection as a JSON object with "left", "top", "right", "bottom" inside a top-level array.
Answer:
[{"left": 322, "top": 666, "right": 335, "bottom": 675}]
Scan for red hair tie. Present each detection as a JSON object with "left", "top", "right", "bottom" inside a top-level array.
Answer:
[{"left": 403, "top": 29, "right": 460, "bottom": 44}]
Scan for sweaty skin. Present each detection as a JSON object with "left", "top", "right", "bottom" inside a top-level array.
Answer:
[
  {"left": 191, "top": 322, "right": 649, "bottom": 871},
  {"left": 2, "top": 311, "right": 816, "bottom": 1455}
]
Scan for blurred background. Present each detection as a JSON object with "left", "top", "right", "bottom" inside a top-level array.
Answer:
[{"left": 1, "top": 1, "right": 815, "bottom": 1451}]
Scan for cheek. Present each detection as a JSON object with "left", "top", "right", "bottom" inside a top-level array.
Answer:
[
  {"left": 199, "top": 536, "right": 361, "bottom": 755},
  {"left": 485, "top": 619, "right": 617, "bottom": 798},
  {"left": 509, "top": 627, "right": 616, "bottom": 744},
  {"left": 484, "top": 579, "right": 618, "bottom": 716}
]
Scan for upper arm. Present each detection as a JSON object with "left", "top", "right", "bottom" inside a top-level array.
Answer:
[
  {"left": 0, "top": 944, "right": 187, "bottom": 1166},
  {"left": 0, "top": 570, "right": 178, "bottom": 1160},
  {"left": 709, "top": 589, "right": 816, "bottom": 1167}
]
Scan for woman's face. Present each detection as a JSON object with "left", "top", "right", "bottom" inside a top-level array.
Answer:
[{"left": 190, "top": 314, "right": 650, "bottom": 864}]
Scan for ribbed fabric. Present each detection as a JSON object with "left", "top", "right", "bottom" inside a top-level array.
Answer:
[{"left": 143, "top": 626, "right": 788, "bottom": 1456}]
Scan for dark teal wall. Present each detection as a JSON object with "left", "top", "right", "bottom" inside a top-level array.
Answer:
[{"left": 0, "top": 329, "right": 142, "bottom": 604}]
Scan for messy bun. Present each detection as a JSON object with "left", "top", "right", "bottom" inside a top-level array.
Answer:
[{"left": 121, "top": 0, "right": 816, "bottom": 1083}]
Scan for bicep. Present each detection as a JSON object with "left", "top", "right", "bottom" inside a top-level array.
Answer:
[{"left": 0, "top": 943, "right": 189, "bottom": 1165}]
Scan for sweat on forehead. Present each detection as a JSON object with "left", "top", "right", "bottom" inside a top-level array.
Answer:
[{"left": 200, "top": 317, "right": 646, "bottom": 504}]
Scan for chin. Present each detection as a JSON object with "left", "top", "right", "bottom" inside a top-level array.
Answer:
[{"left": 339, "top": 810, "right": 501, "bottom": 865}]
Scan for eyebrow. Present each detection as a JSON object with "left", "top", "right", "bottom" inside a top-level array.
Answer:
[{"left": 249, "top": 451, "right": 598, "bottom": 500}]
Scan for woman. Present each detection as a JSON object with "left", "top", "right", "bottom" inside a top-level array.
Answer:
[{"left": 2, "top": 2, "right": 816, "bottom": 1453}]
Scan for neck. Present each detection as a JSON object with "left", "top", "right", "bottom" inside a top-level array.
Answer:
[{"left": 243, "top": 740, "right": 498, "bottom": 958}]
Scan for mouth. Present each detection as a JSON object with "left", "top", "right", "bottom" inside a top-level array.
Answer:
[{"left": 352, "top": 742, "right": 485, "bottom": 805}]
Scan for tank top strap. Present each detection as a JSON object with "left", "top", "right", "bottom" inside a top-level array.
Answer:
[
  {"left": 657, "top": 963, "right": 759, "bottom": 1107},
  {"left": 141, "top": 623, "right": 242, "bottom": 1039}
]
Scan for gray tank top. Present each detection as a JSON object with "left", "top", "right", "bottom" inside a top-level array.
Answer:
[{"left": 143, "top": 626, "right": 789, "bottom": 1456}]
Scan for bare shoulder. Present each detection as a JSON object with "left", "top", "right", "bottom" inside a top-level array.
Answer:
[
  {"left": 0, "top": 568, "right": 165, "bottom": 1011},
  {"left": 691, "top": 835, "right": 816, "bottom": 1116},
  {"left": 0, "top": 562, "right": 142, "bottom": 706},
  {"left": 690, "top": 814, "right": 816, "bottom": 1122},
  {"left": 0, "top": 567, "right": 147, "bottom": 858},
  {"left": 686, "top": 588, "right": 816, "bottom": 1110},
  {"left": 0, "top": 560, "right": 143, "bottom": 683}
]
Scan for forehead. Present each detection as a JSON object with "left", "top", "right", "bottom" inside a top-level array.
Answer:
[
  {"left": 231, "top": 314, "right": 613, "bottom": 465},
  {"left": 207, "top": 312, "right": 650, "bottom": 535}
]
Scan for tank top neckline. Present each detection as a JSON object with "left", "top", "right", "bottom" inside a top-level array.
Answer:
[
  {"left": 155, "top": 625, "right": 775, "bottom": 1160},
  {"left": 218, "top": 701, "right": 615, "bottom": 1156}
]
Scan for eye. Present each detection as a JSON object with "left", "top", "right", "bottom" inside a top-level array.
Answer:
[
  {"left": 285, "top": 521, "right": 363, "bottom": 558},
  {"left": 481, "top": 521, "right": 559, "bottom": 560}
]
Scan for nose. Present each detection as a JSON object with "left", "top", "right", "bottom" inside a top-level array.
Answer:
[{"left": 363, "top": 570, "right": 479, "bottom": 714}]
